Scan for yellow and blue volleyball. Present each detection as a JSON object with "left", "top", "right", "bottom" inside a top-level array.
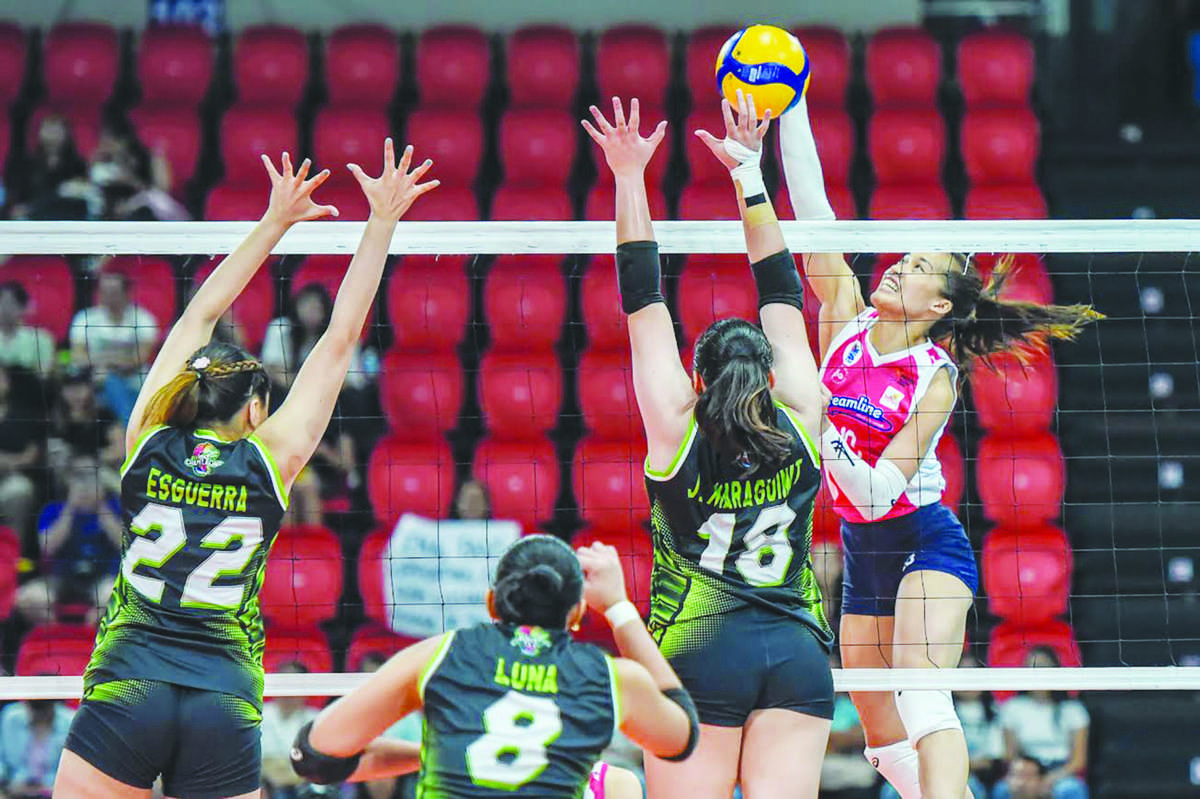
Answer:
[{"left": 715, "top": 24, "right": 810, "bottom": 118}]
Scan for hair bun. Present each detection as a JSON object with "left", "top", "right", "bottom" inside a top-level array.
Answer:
[{"left": 525, "top": 564, "right": 565, "bottom": 593}]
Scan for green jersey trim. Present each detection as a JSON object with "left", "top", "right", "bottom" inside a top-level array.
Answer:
[
  {"left": 245, "top": 434, "right": 290, "bottom": 511},
  {"left": 604, "top": 655, "right": 622, "bottom": 738},
  {"left": 418, "top": 631, "right": 456, "bottom": 702},
  {"left": 119, "top": 425, "right": 169, "bottom": 478},
  {"left": 775, "top": 401, "right": 820, "bottom": 468},
  {"left": 645, "top": 414, "right": 698, "bottom": 482}
]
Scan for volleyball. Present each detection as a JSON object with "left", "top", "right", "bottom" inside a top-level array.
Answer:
[{"left": 715, "top": 24, "right": 811, "bottom": 118}]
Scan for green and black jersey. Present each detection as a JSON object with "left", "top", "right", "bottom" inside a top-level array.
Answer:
[
  {"left": 85, "top": 425, "right": 288, "bottom": 709},
  {"left": 645, "top": 402, "right": 833, "bottom": 657},
  {"left": 417, "top": 623, "right": 617, "bottom": 798}
]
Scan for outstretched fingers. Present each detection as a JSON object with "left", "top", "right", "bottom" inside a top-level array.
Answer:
[
  {"left": 721, "top": 97, "right": 737, "bottom": 137},
  {"left": 611, "top": 96, "right": 627, "bottom": 130},
  {"left": 396, "top": 142, "right": 415, "bottom": 178},
  {"left": 589, "top": 105, "right": 615, "bottom": 134},
  {"left": 408, "top": 158, "right": 434, "bottom": 183},
  {"left": 581, "top": 118, "right": 605, "bottom": 145},
  {"left": 647, "top": 119, "right": 668, "bottom": 148},
  {"left": 628, "top": 97, "right": 641, "bottom": 135},
  {"left": 281, "top": 151, "right": 293, "bottom": 179},
  {"left": 261, "top": 154, "right": 283, "bottom": 181}
]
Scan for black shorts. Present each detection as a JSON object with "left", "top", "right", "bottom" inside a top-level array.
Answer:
[
  {"left": 65, "top": 679, "right": 262, "bottom": 798},
  {"left": 662, "top": 605, "right": 834, "bottom": 727}
]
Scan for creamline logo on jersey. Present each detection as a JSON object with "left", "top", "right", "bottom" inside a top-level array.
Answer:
[{"left": 827, "top": 394, "right": 896, "bottom": 432}]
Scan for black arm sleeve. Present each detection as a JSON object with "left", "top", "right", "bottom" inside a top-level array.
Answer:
[
  {"left": 751, "top": 249, "right": 804, "bottom": 311},
  {"left": 615, "top": 240, "right": 665, "bottom": 314},
  {"left": 660, "top": 687, "right": 701, "bottom": 762},
  {"left": 290, "top": 720, "right": 364, "bottom": 785}
]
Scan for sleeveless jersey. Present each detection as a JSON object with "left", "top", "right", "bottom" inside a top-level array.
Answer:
[
  {"left": 417, "top": 622, "right": 617, "bottom": 798},
  {"left": 644, "top": 403, "right": 832, "bottom": 657},
  {"left": 819, "top": 308, "right": 958, "bottom": 524},
  {"left": 85, "top": 425, "right": 287, "bottom": 708}
]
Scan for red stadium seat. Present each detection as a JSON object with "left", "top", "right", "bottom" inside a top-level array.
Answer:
[
  {"left": 573, "top": 437, "right": 650, "bottom": 531},
  {"left": 937, "top": 430, "right": 965, "bottom": 515},
  {"left": 261, "top": 525, "right": 343, "bottom": 627},
  {"left": 44, "top": 22, "right": 119, "bottom": 107},
  {"left": 869, "top": 109, "right": 946, "bottom": 184},
  {"left": 0, "top": 255, "right": 76, "bottom": 343},
  {"left": 192, "top": 257, "right": 275, "bottom": 352},
  {"left": 416, "top": 26, "right": 491, "bottom": 108},
  {"left": 138, "top": 24, "right": 213, "bottom": 106},
  {"left": 685, "top": 26, "right": 738, "bottom": 104},
  {"left": 204, "top": 183, "right": 268, "bottom": 221},
  {"left": 27, "top": 106, "right": 102, "bottom": 158},
  {"left": 585, "top": 183, "right": 667, "bottom": 221},
  {"left": 488, "top": 186, "right": 572, "bottom": 221},
  {"left": 597, "top": 25, "right": 671, "bottom": 109},
  {"left": 367, "top": 437, "right": 457, "bottom": 524},
  {"left": 774, "top": 182, "right": 858, "bottom": 221},
  {"left": 977, "top": 432, "right": 1064, "bottom": 528},
  {"left": 578, "top": 350, "right": 641, "bottom": 441},
  {"left": 473, "top": 437, "right": 561, "bottom": 531},
  {"left": 347, "top": 623, "right": 420, "bottom": 671},
  {"left": 0, "top": 525, "right": 14, "bottom": 619},
  {"left": 399, "top": 187, "right": 480, "bottom": 222},
  {"left": 386, "top": 255, "right": 470, "bottom": 350},
  {"left": 865, "top": 26, "right": 941, "bottom": 107},
  {"left": 678, "top": 255, "right": 758, "bottom": 341},
  {"left": 484, "top": 255, "right": 566, "bottom": 350},
  {"left": 988, "top": 620, "right": 1080, "bottom": 669},
  {"left": 0, "top": 23, "right": 27, "bottom": 108},
  {"left": 573, "top": 526, "right": 653, "bottom": 615},
  {"left": 962, "top": 107, "right": 1039, "bottom": 185},
  {"left": 677, "top": 184, "right": 740, "bottom": 221},
  {"left": 795, "top": 27, "right": 851, "bottom": 107},
  {"left": 479, "top": 351, "right": 562, "bottom": 438},
  {"left": 130, "top": 105, "right": 202, "bottom": 192},
  {"left": 580, "top": 255, "right": 626, "bottom": 351},
  {"left": 313, "top": 107, "right": 391, "bottom": 174},
  {"left": 310, "top": 179, "right": 369, "bottom": 221},
  {"left": 233, "top": 25, "right": 309, "bottom": 106},
  {"left": 405, "top": 109, "right": 484, "bottom": 186},
  {"left": 499, "top": 110, "right": 576, "bottom": 187},
  {"left": 100, "top": 257, "right": 177, "bottom": 333},
  {"left": 957, "top": 29, "right": 1035, "bottom": 107},
  {"left": 685, "top": 107, "right": 736, "bottom": 185},
  {"left": 970, "top": 351, "right": 1058, "bottom": 434},
  {"left": 264, "top": 626, "right": 333, "bottom": 704},
  {"left": 378, "top": 349, "right": 463, "bottom": 438},
  {"left": 358, "top": 528, "right": 394, "bottom": 627},
  {"left": 809, "top": 107, "right": 855, "bottom": 185},
  {"left": 507, "top": 26, "right": 580, "bottom": 108},
  {"left": 220, "top": 106, "right": 298, "bottom": 184},
  {"left": 973, "top": 253, "right": 1054, "bottom": 305},
  {"left": 16, "top": 623, "right": 95, "bottom": 677},
  {"left": 812, "top": 480, "right": 842, "bottom": 546},
  {"left": 0, "top": 118, "right": 8, "bottom": 167},
  {"left": 325, "top": 25, "right": 401, "bottom": 107},
  {"left": 964, "top": 185, "right": 1047, "bottom": 220},
  {"left": 868, "top": 184, "right": 952, "bottom": 220},
  {"left": 983, "top": 524, "right": 1071, "bottom": 624}
]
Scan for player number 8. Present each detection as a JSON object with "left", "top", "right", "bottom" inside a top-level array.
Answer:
[{"left": 465, "top": 691, "right": 563, "bottom": 790}]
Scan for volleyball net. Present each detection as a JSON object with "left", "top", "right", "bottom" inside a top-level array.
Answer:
[{"left": 2, "top": 218, "right": 1200, "bottom": 702}]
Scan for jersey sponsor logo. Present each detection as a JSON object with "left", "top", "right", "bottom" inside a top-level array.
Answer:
[
  {"left": 185, "top": 442, "right": 225, "bottom": 478},
  {"left": 827, "top": 367, "right": 849, "bottom": 385},
  {"left": 827, "top": 394, "right": 895, "bottom": 432},
  {"left": 879, "top": 385, "right": 906, "bottom": 412},
  {"left": 510, "top": 625, "right": 553, "bottom": 657},
  {"left": 842, "top": 340, "right": 863, "bottom": 366},
  {"left": 903, "top": 553, "right": 915, "bottom": 570}
]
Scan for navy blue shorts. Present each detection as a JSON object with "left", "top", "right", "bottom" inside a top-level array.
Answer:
[
  {"left": 841, "top": 503, "right": 978, "bottom": 616},
  {"left": 65, "top": 679, "right": 262, "bottom": 798}
]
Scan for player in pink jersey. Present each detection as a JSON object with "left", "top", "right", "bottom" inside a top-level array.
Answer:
[{"left": 777, "top": 98, "right": 1101, "bottom": 799}]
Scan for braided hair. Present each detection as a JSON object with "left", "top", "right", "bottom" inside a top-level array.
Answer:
[
  {"left": 491, "top": 535, "right": 584, "bottom": 629},
  {"left": 140, "top": 341, "right": 269, "bottom": 429}
]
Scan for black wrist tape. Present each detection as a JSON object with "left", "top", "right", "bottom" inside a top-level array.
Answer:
[
  {"left": 751, "top": 249, "right": 804, "bottom": 311},
  {"left": 660, "top": 687, "right": 700, "bottom": 762},
  {"left": 291, "top": 720, "right": 364, "bottom": 784},
  {"left": 615, "top": 240, "right": 665, "bottom": 314}
]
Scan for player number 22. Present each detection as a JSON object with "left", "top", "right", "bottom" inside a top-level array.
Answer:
[
  {"left": 698, "top": 504, "right": 797, "bottom": 586},
  {"left": 465, "top": 691, "right": 562, "bottom": 790},
  {"left": 122, "top": 502, "right": 264, "bottom": 609}
]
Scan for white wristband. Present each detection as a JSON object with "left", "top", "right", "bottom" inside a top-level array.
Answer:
[
  {"left": 724, "top": 137, "right": 767, "bottom": 198},
  {"left": 604, "top": 600, "right": 641, "bottom": 630}
]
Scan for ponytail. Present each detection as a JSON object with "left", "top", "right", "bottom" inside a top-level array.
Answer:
[
  {"left": 139, "top": 342, "right": 269, "bottom": 430},
  {"left": 693, "top": 318, "right": 792, "bottom": 478},
  {"left": 932, "top": 254, "right": 1103, "bottom": 371}
]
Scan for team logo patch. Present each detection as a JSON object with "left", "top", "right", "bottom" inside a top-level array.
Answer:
[
  {"left": 185, "top": 442, "right": 224, "bottom": 478},
  {"left": 879, "top": 385, "right": 906, "bottom": 412},
  {"left": 510, "top": 625, "right": 552, "bottom": 657},
  {"left": 842, "top": 341, "right": 863, "bottom": 366},
  {"left": 827, "top": 367, "right": 849, "bottom": 385}
]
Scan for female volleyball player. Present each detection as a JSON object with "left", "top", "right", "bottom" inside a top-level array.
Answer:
[
  {"left": 293, "top": 536, "right": 697, "bottom": 797},
  {"left": 53, "top": 139, "right": 439, "bottom": 799},
  {"left": 777, "top": 97, "right": 1100, "bottom": 799},
  {"left": 583, "top": 93, "right": 833, "bottom": 799}
]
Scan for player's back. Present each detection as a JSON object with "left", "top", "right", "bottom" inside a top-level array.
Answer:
[
  {"left": 86, "top": 425, "right": 287, "bottom": 707},
  {"left": 418, "top": 622, "right": 617, "bottom": 798}
]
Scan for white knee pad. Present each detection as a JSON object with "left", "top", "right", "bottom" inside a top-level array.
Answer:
[
  {"left": 864, "top": 740, "right": 921, "bottom": 799},
  {"left": 895, "top": 688, "right": 962, "bottom": 748}
]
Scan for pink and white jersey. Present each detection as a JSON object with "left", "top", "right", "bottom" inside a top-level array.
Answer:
[
  {"left": 584, "top": 761, "right": 608, "bottom": 799},
  {"left": 820, "top": 308, "right": 957, "bottom": 523}
]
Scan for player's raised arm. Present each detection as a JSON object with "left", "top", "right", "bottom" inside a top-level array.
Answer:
[
  {"left": 696, "top": 90, "right": 822, "bottom": 437},
  {"left": 583, "top": 97, "right": 696, "bottom": 471},
  {"left": 255, "top": 139, "right": 437, "bottom": 491},
  {"left": 125, "top": 153, "right": 337, "bottom": 453}
]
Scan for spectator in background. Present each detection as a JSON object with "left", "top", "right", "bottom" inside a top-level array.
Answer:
[
  {"left": 16, "top": 453, "right": 121, "bottom": 625},
  {"left": 995, "top": 647, "right": 1090, "bottom": 799},
  {"left": 88, "top": 123, "right": 190, "bottom": 222},
  {"left": 0, "top": 696, "right": 75, "bottom": 797},
  {"left": 820, "top": 655, "right": 878, "bottom": 799},
  {"left": 355, "top": 651, "right": 422, "bottom": 799},
  {"left": 454, "top": 478, "right": 491, "bottom": 521},
  {"left": 996, "top": 754, "right": 1051, "bottom": 799},
  {"left": 46, "top": 366, "right": 123, "bottom": 482},
  {"left": 8, "top": 115, "right": 89, "bottom": 220},
  {"left": 0, "top": 281, "right": 56, "bottom": 376},
  {"left": 957, "top": 653, "right": 1004, "bottom": 798},
  {"left": 0, "top": 364, "right": 41, "bottom": 543},
  {"left": 69, "top": 268, "right": 160, "bottom": 423},
  {"left": 260, "top": 662, "right": 320, "bottom": 799}
]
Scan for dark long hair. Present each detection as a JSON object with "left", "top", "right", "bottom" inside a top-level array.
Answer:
[
  {"left": 288, "top": 283, "right": 333, "bottom": 371},
  {"left": 492, "top": 535, "right": 583, "bottom": 629},
  {"left": 930, "top": 254, "right": 1103, "bottom": 371},
  {"left": 693, "top": 317, "right": 792, "bottom": 478},
  {"left": 140, "top": 342, "right": 270, "bottom": 429}
]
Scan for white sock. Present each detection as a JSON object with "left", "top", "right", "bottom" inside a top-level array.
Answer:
[
  {"left": 779, "top": 97, "right": 836, "bottom": 221},
  {"left": 864, "top": 740, "right": 922, "bottom": 799}
]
